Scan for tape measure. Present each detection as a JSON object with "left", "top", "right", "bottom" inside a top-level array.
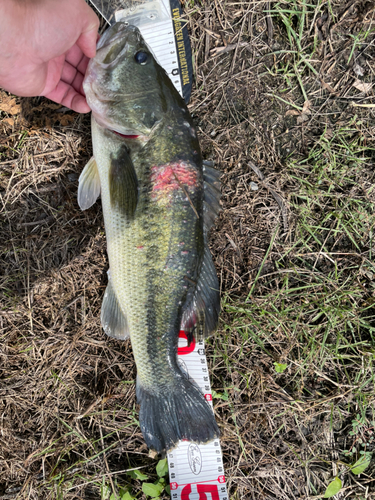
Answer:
[
  {"left": 115, "top": 0, "right": 193, "bottom": 103},
  {"left": 167, "top": 333, "right": 228, "bottom": 500}
]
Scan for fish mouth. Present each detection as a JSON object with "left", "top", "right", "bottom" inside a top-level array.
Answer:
[
  {"left": 96, "top": 22, "right": 140, "bottom": 52},
  {"left": 91, "top": 112, "right": 148, "bottom": 141}
]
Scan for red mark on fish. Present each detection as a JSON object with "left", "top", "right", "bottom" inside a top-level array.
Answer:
[{"left": 151, "top": 161, "right": 198, "bottom": 199}]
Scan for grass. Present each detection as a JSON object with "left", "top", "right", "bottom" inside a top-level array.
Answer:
[
  {"left": 1, "top": 0, "right": 375, "bottom": 499},
  {"left": 214, "top": 116, "right": 375, "bottom": 497}
]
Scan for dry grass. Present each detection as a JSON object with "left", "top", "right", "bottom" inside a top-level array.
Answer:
[{"left": 1, "top": 0, "right": 375, "bottom": 498}]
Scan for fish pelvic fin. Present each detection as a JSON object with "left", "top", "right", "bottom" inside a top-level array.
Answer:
[
  {"left": 78, "top": 156, "right": 101, "bottom": 210},
  {"left": 136, "top": 375, "right": 220, "bottom": 453},
  {"left": 101, "top": 273, "right": 130, "bottom": 340}
]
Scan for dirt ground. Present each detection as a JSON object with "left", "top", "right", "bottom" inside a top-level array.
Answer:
[{"left": 1, "top": 0, "right": 375, "bottom": 499}]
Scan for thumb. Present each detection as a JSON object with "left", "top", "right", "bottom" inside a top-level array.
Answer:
[{"left": 76, "top": 5, "right": 100, "bottom": 59}]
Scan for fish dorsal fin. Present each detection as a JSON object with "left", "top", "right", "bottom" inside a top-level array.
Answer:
[
  {"left": 101, "top": 272, "right": 130, "bottom": 340},
  {"left": 181, "top": 239, "right": 220, "bottom": 340},
  {"left": 109, "top": 144, "right": 138, "bottom": 217},
  {"left": 78, "top": 156, "right": 101, "bottom": 210},
  {"left": 203, "top": 161, "right": 221, "bottom": 232}
]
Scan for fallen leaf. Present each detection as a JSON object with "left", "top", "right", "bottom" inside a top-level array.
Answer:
[
  {"left": 301, "top": 100, "right": 312, "bottom": 114},
  {"left": 2, "top": 117, "right": 14, "bottom": 127},
  {"left": 353, "top": 63, "right": 364, "bottom": 77},
  {"left": 320, "top": 79, "right": 337, "bottom": 95},
  {"left": 285, "top": 109, "right": 300, "bottom": 116},
  {"left": 352, "top": 79, "right": 372, "bottom": 93},
  {"left": 58, "top": 114, "right": 75, "bottom": 126},
  {"left": 0, "top": 96, "right": 21, "bottom": 115},
  {"left": 295, "top": 100, "right": 312, "bottom": 124},
  {"left": 297, "top": 113, "right": 310, "bottom": 124}
]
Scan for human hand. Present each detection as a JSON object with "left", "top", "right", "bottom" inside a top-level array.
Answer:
[{"left": 0, "top": 0, "right": 99, "bottom": 113}]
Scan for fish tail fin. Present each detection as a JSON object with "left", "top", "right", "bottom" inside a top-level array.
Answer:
[{"left": 136, "top": 376, "right": 220, "bottom": 452}]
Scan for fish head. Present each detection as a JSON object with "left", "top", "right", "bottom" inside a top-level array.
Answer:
[{"left": 84, "top": 22, "right": 181, "bottom": 139}]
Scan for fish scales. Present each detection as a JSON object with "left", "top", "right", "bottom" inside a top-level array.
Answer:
[{"left": 80, "top": 22, "right": 221, "bottom": 452}]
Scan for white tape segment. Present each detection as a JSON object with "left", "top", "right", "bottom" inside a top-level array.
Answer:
[
  {"left": 167, "top": 333, "right": 228, "bottom": 500},
  {"left": 115, "top": 0, "right": 183, "bottom": 97}
]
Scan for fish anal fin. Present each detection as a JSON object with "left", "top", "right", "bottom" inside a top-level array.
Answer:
[
  {"left": 78, "top": 156, "right": 101, "bottom": 210},
  {"left": 181, "top": 240, "right": 220, "bottom": 339},
  {"left": 101, "top": 275, "right": 130, "bottom": 340}
]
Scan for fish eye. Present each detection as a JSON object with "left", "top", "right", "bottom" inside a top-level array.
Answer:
[{"left": 134, "top": 51, "right": 149, "bottom": 65}]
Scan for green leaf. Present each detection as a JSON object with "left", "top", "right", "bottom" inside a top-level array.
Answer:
[
  {"left": 351, "top": 452, "right": 372, "bottom": 475},
  {"left": 121, "top": 492, "right": 136, "bottom": 500},
  {"left": 142, "top": 482, "right": 164, "bottom": 498},
  {"left": 165, "top": 485, "right": 171, "bottom": 495},
  {"left": 323, "top": 477, "right": 342, "bottom": 498},
  {"left": 274, "top": 362, "right": 287, "bottom": 373},
  {"left": 127, "top": 469, "right": 149, "bottom": 481},
  {"left": 156, "top": 458, "right": 168, "bottom": 478},
  {"left": 211, "top": 390, "right": 229, "bottom": 401}
]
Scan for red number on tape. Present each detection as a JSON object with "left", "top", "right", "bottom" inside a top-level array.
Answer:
[
  {"left": 178, "top": 331, "right": 196, "bottom": 355},
  {"left": 181, "top": 483, "right": 220, "bottom": 500}
]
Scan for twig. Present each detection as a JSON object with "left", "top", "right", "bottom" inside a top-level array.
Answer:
[{"left": 248, "top": 161, "right": 289, "bottom": 232}]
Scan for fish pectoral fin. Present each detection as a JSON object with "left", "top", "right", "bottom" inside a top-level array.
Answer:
[
  {"left": 181, "top": 239, "right": 220, "bottom": 340},
  {"left": 203, "top": 161, "right": 221, "bottom": 232},
  {"left": 78, "top": 156, "right": 101, "bottom": 210},
  {"left": 109, "top": 144, "right": 138, "bottom": 217},
  {"left": 101, "top": 276, "right": 130, "bottom": 340}
]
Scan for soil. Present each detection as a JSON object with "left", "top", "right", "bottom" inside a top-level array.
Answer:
[{"left": 1, "top": 0, "right": 375, "bottom": 498}]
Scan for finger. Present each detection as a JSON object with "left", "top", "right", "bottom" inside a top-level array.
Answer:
[
  {"left": 60, "top": 61, "right": 85, "bottom": 94},
  {"left": 40, "top": 55, "right": 65, "bottom": 97},
  {"left": 64, "top": 44, "right": 86, "bottom": 69},
  {"left": 76, "top": 54, "right": 90, "bottom": 76},
  {"left": 64, "top": 46, "right": 90, "bottom": 79},
  {"left": 44, "top": 80, "right": 91, "bottom": 113},
  {"left": 70, "top": 93, "right": 91, "bottom": 114}
]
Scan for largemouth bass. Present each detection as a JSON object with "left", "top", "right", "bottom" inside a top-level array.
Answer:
[{"left": 79, "top": 21, "right": 221, "bottom": 452}]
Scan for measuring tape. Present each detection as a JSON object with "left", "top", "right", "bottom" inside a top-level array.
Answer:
[
  {"left": 167, "top": 333, "right": 228, "bottom": 500},
  {"left": 115, "top": 0, "right": 193, "bottom": 103}
]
